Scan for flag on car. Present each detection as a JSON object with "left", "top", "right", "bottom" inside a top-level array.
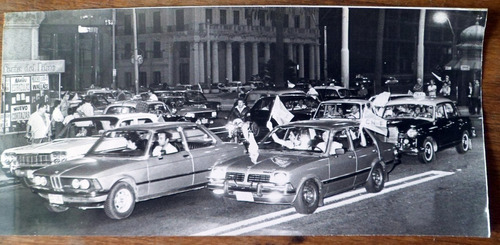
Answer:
[
  {"left": 361, "top": 92, "right": 390, "bottom": 136},
  {"left": 266, "top": 95, "right": 294, "bottom": 131},
  {"left": 287, "top": 80, "right": 296, "bottom": 88}
]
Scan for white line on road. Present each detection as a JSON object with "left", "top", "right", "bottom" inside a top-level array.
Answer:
[{"left": 192, "top": 170, "right": 454, "bottom": 236}]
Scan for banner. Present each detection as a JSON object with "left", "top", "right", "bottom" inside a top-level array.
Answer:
[
  {"left": 31, "top": 74, "right": 49, "bottom": 90},
  {"left": 10, "top": 104, "right": 30, "bottom": 121},
  {"left": 10, "top": 76, "right": 31, "bottom": 93}
]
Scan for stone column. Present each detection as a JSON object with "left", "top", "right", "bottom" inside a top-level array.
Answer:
[
  {"left": 167, "top": 42, "right": 174, "bottom": 85},
  {"left": 239, "top": 42, "right": 246, "bottom": 83},
  {"left": 199, "top": 42, "right": 205, "bottom": 85},
  {"left": 252, "top": 42, "right": 258, "bottom": 77},
  {"left": 212, "top": 41, "right": 219, "bottom": 84},
  {"left": 226, "top": 42, "right": 233, "bottom": 83},
  {"left": 298, "top": 44, "right": 305, "bottom": 78},
  {"left": 288, "top": 43, "right": 294, "bottom": 61},
  {"left": 3, "top": 12, "right": 45, "bottom": 60},
  {"left": 315, "top": 44, "right": 321, "bottom": 80},
  {"left": 193, "top": 41, "right": 200, "bottom": 84},
  {"left": 264, "top": 43, "right": 271, "bottom": 63},
  {"left": 309, "top": 44, "right": 315, "bottom": 80}
]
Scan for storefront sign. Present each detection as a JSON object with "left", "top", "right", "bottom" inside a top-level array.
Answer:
[
  {"left": 10, "top": 105, "right": 30, "bottom": 121},
  {"left": 10, "top": 76, "right": 31, "bottom": 93},
  {"left": 460, "top": 65, "right": 471, "bottom": 71},
  {"left": 2, "top": 60, "right": 65, "bottom": 75},
  {"left": 31, "top": 74, "right": 49, "bottom": 90}
]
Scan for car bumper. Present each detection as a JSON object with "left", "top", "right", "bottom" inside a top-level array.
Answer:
[
  {"left": 396, "top": 138, "right": 419, "bottom": 155},
  {"left": 34, "top": 189, "right": 109, "bottom": 209},
  {"left": 208, "top": 181, "right": 296, "bottom": 204}
]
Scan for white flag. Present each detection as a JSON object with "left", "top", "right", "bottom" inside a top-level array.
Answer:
[
  {"left": 287, "top": 80, "right": 295, "bottom": 88},
  {"left": 267, "top": 95, "right": 294, "bottom": 131},
  {"left": 361, "top": 92, "right": 389, "bottom": 136}
]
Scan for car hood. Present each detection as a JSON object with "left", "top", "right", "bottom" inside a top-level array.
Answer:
[
  {"left": 387, "top": 118, "right": 431, "bottom": 131},
  {"left": 220, "top": 152, "right": 319, "bottom": 172},
  {"left": 177, "top": 107, "right": 213, "bottom": 113},
  {"left": 33, "top": 157, "right": 140, "bottom": 178},
  {"left": 3, "top": 137, "right": 99, "bottom": 156}
]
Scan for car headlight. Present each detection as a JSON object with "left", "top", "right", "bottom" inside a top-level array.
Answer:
[
  {"left": 406, "top": 128, "right": 418, "bottom": 138},
  {"left": 33, "top": 176, "right": 48, "bottom": 186},
  {"left": 71, "top": 179, "right": 91, "bottom": 189},
  {"left": 50, "top": 151, "right": 67, "bottom": 164},
  {"left": 171, "top": 108, "right": 177, "bottom": 114},
  {"left": 272, "top": 172, "right": 289, "bottom": 186},
  {"left": 210, "top": 168, "right": 226, "bottom": 180},
  {"left": 1, "top": 152, "right": 18, "bottom": 167},
  {"left": 211, "top": 111, "right": 217, "bottom": 118},
  {"left": 185, "top": 112, "right": 195, "bottom": 118}
]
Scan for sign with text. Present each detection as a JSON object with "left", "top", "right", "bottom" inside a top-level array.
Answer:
[
  {"left": 9, "top": 76, "right": 31, "bottom": 93},
  {"left": 2, "top": 60, "right": 65, "bottom": 75},
  {"left": 10, "top": 104, "right": 30, "bottom": 121},
  {"left": 31, "top": 74, "right": 49, "bottom": 90}
]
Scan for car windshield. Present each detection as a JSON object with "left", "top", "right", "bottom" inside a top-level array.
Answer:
[
  {"left": 57, "top": 118, "right": 119, "bottom": 138},
  {"left": 259, "top": 126, "right": 329, "bottom": 153},
  {"left": 156, "top": 91, "right": 183, "bottom": 97},
  {"left": 87, "top": 130, "right": 151, "bottom": 157},
  {"left": 382, "top": 103, "right": 434, "bottom": 119},
  {"left": 185, "top": 91, "right": 207, "bottom": 102},
  {"left": 314, "top": 102, "right": 363, "bottom": 119},
  {"left": 106, "top": 106, "right": 136, "bottom": 114}
]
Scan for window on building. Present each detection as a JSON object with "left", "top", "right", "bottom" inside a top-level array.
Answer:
[
  {"left": 153, "top": 42, "right": 162, "bottom": 58},
  {"left": 153, "top": 12, "right": 161, "bottom": 33},
  {"left": 124, "top": 15, "right": 132, "bottom": 35},
  {"left": 283, "top": 14, "right": 289, "bottom": 28},
  {"left": 246, "top": 9, "right": 253, "bottom": 26},
  {"left": 176, "top": 9, "right": 184, "bottom": 31},
  {"left": 294, "top": 15, "right": 300, "bottom": 28},
  {"left": 179, "top": 42, "right": 189, "bottom": 58},
  {"left": 139, "top": 42, "right": 147, "bottom": 59},
  {"left": 154, "top": 71, "right": 161, "bottom": 84},
  {"left": 259, "top": 10, "right": 265, "bottom": 27},
  {"left": 234, "top": 11, "right": 240, "bottom": 25},
  {"left": 125, "top": 72, "right": 132, "bottom": 87},
  {"left": 138, "top": 13, "right": 146, "bottom": 34},
  {"left": 220, "top": 10, "right": 227, "bottom": 25},
  {"left": 124, "top": 43, "right": 131, "bottom": 59},
  {"left": 306, "top": 16, "right": 311, "bottom": 29},
  {"left": 139, "top": 72, "right": 147, "bottom": 87},
  {"left": 206, "top": 9, "right": 212, "bottom": 23}
]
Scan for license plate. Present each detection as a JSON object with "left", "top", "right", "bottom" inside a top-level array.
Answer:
[
  {"left": 48, "top": 194, "right": 64, "bottom": 204},
  {"left": 234, "top": 191, "right": 254, "bottom": 202},
  {"left": 201, "top": 118, "right": 208, "bottom": 124},
  {"left": 26, "top": 170, "right": 34, "bottom": 179}
]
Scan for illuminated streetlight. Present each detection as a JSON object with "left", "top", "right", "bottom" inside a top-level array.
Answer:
[{"left": 433, "top": 11, "right": 456, "bottom": 58}]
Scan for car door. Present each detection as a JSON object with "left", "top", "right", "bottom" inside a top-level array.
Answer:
[
  {"left": 325, "top": 129, "right": 357, "bottom": 194},
  {"left": 180, "top": 125, "right": 220, "bottom": 185},
  {"left": 442, "top": 102, "right": 462, "bottom": 145},
  {"left": 147, "top": 127, "right": 194, "bottom": 196},
  {"left": 349, "top": 127, "right": 379, "bottom": 186},
  {"left": 433, "top": 103, "right": 453, "bottom": 147}
]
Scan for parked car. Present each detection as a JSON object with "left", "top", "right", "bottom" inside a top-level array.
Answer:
[
  {"left": 314, "top": 85, "right": 352, "bottom": 101},
  {"left": 208, "top": 120, "right": 398, "bottom": 214},
  {"left": 179, "top": 90, "right": 221, "bottom": 112},
  {"left": 219, "top": 81, "right": 252, "bottom": 93},
  {"left": 313, "top": 99, "right": 369, "bottom": 120},
  {"left": 28, "top": 122, "right": 246, "bottom": 219},
  {"left": 244, "top": 88, "right": 306, "bottom": 108},
  {"left": 0, "top": 113, "right": 158, "bottom": 181},
  {"left": 86, "top": 89, "right": 116, "bottom": 103},
  {"left": 381, "top": 94, "right": 474, "bottom": 163},
  {"left": 248, "top": 95, "right": 320, "bottom": 138}
]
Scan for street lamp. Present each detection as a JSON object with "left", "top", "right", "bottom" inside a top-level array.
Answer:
[{"left": 433, "top": 11, "right": 456, "bottom": 59}]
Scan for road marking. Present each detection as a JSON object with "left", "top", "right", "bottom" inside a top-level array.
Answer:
[{"left": 192, "top": 170, "right": 454, "bottom": 236}]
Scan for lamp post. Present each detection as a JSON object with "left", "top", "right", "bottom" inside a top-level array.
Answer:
[{"left": 433, "top": 11, "right": 456, "bottom": 59}]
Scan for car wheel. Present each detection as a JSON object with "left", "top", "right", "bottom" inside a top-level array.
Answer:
[
  {"left": 418, "top": 137, "right": 435, "bottom": 164},
  {"left": 365, "top": 163, "right": 386, "bottom": 193},
  {"left": 45, "top": 203, "right": 69, "bottom": 213},
  {"left": 456, "top": 130, "right": 471, "bottom": 154},
  {"left": 104, "top": 182, "right": 136, "bottom": 220},
  {"left": 293, "top": 179, "right": 319, "bottom": 214}
]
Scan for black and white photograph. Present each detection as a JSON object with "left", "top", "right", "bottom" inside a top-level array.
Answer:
[{"left": 0, "top": 5, "right": 489, "bottom": 237}]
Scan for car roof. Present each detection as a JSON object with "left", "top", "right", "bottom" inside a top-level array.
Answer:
[
  {"left": 320, "top": 99, "right": 368, "bottom": 104},
  {"left": 107, "top": 100, "right": 166, "bottom": 106},
  {"left": 313, "top": 86, "right": 348, "bottom": 90},
  {"left": 112, "top": 122, "right": 197, "bottom": 131},
  {"left": 69, "top": 113, "right": 157, "bottom": 122},
  {"left": 247, "top": 88, "right": 305, "bottom": 94},
  {"left": 281, "top": 120, "right": 360, "bottom": 130},
  {"left": 385, "top": 96, "right": 452, "bottom": 106}
]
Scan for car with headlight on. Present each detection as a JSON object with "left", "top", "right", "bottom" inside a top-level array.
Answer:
[
  {"left": 28, "top": 122, "right": 246, "bottom": 219},
  {"left": 1, "top": 113, "right": 158, "bottom": 181},
  {"left": 208, "top": 120, "right": 398, "bottom": 214},
  {"left": 381, "top": 94, "right": 474, "bottom": 163}
]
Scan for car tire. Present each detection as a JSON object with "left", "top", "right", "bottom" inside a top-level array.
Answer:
[
  {"left": 418, "top": 137, "right": 435, "bottom": 164},
  {"left": 104, "top": 182, "right": 136, "bottom": 220},
  {"left": 293, "top": 179, "right": 320, "bottom": 214},
  {"left": 456, "top": 130, "right": 471, "bottom": 154},
  {"left": 45, "top": 203, "right": 69, "bottom": 213},
  {"left": 365, "top": 163, "right": 386, "bottom": 193}
]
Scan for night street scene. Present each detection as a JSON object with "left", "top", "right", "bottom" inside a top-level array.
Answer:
[{"left": 0, "top": 6, "right": 489, "bottom": 237}]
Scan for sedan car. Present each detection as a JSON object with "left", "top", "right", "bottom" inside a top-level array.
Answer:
[
  {"left": 28, "top": 122, "right": 246, "bottom": 219},
  {"left": 381, "top": 94, "right": 473, "bottom": 163},
  {"left": 1, "top": 113, "right": 158, "bottom": 181},
  {"left": 312, "top": 99, "right": 368, "bottom": 120},
  {"left": 208, "top": 120, "right": 398, "bottom": 214},
  {"left": 314, "top": 85, "right": 352, "bottom": 101}
]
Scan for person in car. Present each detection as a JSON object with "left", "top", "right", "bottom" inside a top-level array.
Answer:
[
  {"left": 152, "top": 132, "right": 179, "bottom": 156},
  {"left": 346, "top": 105, "right": 360, "bottom": 119}
]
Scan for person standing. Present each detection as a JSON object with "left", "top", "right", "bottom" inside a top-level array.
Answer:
[
  {"left": 470, "top": 79, "right": 482, "bottom": 115},
  {"left": 427, "top": 79, "right": 437, "bottom": 97},
  {"left": 60, "top": 92, "right": 70, "bottom": 118},
  {"left": 76, "top": 96, "right": 94, "bottom": 117},
  {"left": 51, "top": 100, "right": 65, "bottom": 137},
  {"left": 27, "top": 102, "right": 51, "bottom": 144},
  {"left": 412, "top": 78, "right": 424, "bottom": 93},
  {"left": 440, "top": 81, "right": 451, "bottom": 98},
  {"left": 357, "top": 84, "right": 369, "bottom": 99}
]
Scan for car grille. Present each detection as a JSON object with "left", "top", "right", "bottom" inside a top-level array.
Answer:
[
  {"left": 247, "top": 174, "right": 270, "bottom": 183},
  {"left": 16, "top": 154, "right": 52, "bottom": 166},
  {"left": 226, "top": 172, "right": 245, "bottom": 182},
  {"left": 194, "top": 112, "right": 213, "bottom": 118},
  {"left": 50, "top": 175, "right": 64, "bottom": 191}
]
